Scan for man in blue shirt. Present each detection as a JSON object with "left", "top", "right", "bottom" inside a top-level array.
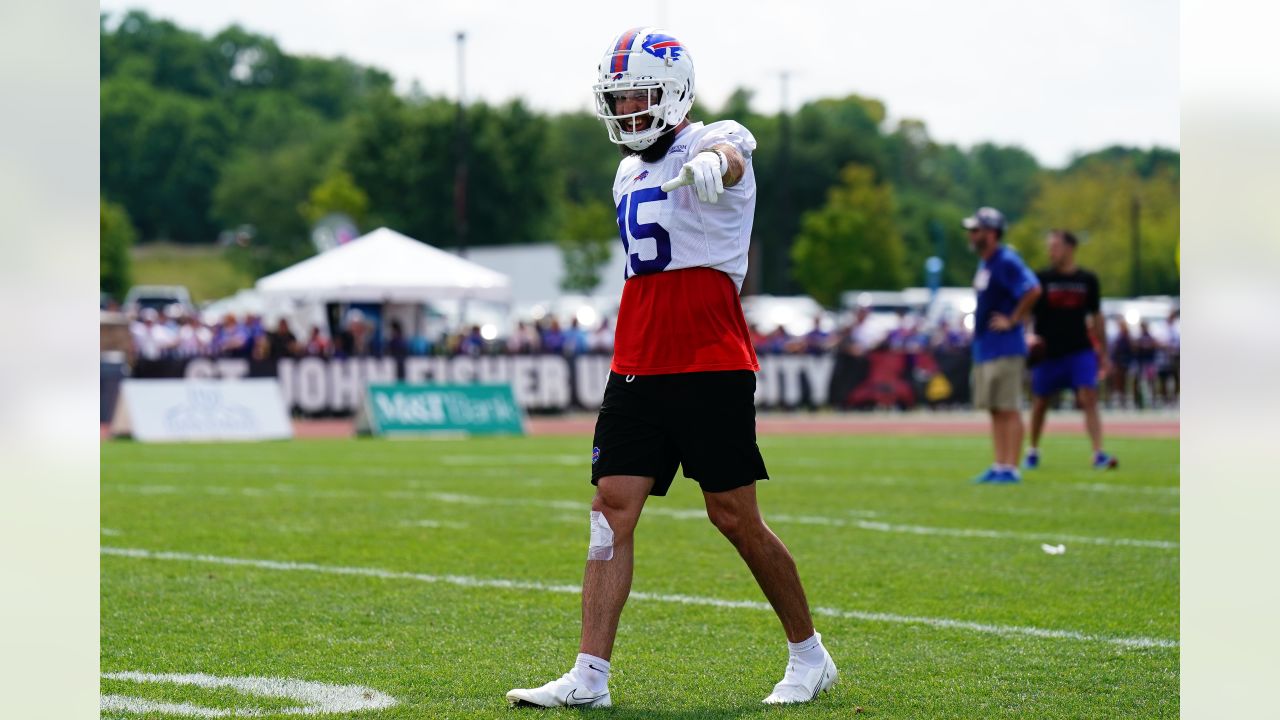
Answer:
[{"left": 965, "top": 207, "right": 1042, "bottom": 483}]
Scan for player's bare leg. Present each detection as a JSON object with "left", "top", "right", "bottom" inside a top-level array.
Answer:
[
  {"left": 1001, "top": 409, "right": 1024, "bottom": 467},
  {"left": 991, "top": 409, "right": 1024, "bottom": 467},
  {"left": 507, "top": 475, "right": 652, "bottom": 708},
  {"left": 703, "top": 483, "right": 813, "bottom": 640},
  {"left": 988, "top": 410, "right": 1007, "bottom": 467},
  {"left": 1028, "top": 395, "right": 1050, "bottom": 449},
  {"left": 1074, "top": 386, "right": 1103, "bottom": 454},
  {"left": 580, "top": 475, "right": 654, "bottom": 660},
  {"left": 1022, "top": 396, "right": 1050, "bottom": 469},
  {"left": 703, "top": 483, "right": 838, "bottom": 703},
  {"left": 1076, "top": 385, "right": 1117, "bottom": 469}
]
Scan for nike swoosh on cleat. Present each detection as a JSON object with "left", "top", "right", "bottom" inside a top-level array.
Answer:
[{"left": 566, "top": 689, "right": 608, "bottom": 706}]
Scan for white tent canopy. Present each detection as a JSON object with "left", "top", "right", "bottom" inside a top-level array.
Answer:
[{"left": 255, "top": 227, "right": 512, "bottom": 303}]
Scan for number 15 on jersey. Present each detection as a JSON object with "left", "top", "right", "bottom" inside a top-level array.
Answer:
[{"left": 616, "top": 187, "right": 673, "bottom": 278}]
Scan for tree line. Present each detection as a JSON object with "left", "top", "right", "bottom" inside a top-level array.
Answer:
[{"left": 100, "top": 10, "right": 1179, "bottom": 301}]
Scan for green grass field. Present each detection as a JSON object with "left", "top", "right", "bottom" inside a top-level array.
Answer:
[
  {"left": 129, "top": 243, "right": 255, "bottom": 304},
  {"left": 101, "top": 433, "right": 1178, "bottom": 718}
]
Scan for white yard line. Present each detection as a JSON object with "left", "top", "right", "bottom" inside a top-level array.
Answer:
[
  {"left": 839, "top": 519, "right": 1177, "bottom": 549},
  {"left": 1068, "top": 482, "right": 1179, "bottom": 496},
  {"left": 101, "top": 546, "right": 1177, "bottom": 650},
  {"left": 411, "top": 492, "right": 1176, "bottom": 549},
  {"left": 107, "top": 461, "right": 1179, "bottom": 497},
  {"left": 104, "top": 458, "right": 1172, "bottom": 499},
  {"left": 104, "top": 485, "right": 1176, "bottom": 549},
  {"left": 401, "top": 519, "right": 470, "bottom": 529},
  {"left": 440, "top": 454, "right": 585, "bottom": 466},
  {"left": 101, "top": 670, "right": 396, "bottom": 716}
]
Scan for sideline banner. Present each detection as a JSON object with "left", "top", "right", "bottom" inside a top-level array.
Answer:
[
  {"left": 111, "top": 379, "right": 293, "bottom": 442},
  {"left": 355, "top": 383, "right": 525, "bottom": 437},
  {"left": 127, "top": 351, "right": 971, "bottom": 415}
]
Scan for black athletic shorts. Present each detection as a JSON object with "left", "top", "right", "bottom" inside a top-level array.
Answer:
[{"left": 590, "top": 370, "right": 769, "bottom": 496}]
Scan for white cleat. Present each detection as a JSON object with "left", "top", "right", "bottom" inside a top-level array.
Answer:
[
  {"left": 506, "top": 671, "right": 612, "bottom": 709},
  {"left": 762, "top": 647, "right": 838, "bottom": 705}
]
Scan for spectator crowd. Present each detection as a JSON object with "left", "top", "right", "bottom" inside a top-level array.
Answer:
[{"left": 122, "top": 302, "right": 1179, "bottom": 410}]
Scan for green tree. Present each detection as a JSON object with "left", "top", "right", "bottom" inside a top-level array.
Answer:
[
  {"left": 791, "top": 164, "right": 906, "bottom": 305},
  {"left": 343, "top": 92, "right": 457, "bottom": 244},
  {"left": 759, "top": 95, "right": 889, "bottom": 293},
  {"left": 208, "top": 25, "right": 289, "bottom": 91},
  {"left": 102, "top": 11, "right": 223, "bottom": 96},
  {"left": 300, "top": 169, "right": 370, "bottom": 227},
  {"left": 345, "top": 94, "right": 561, "bottom": 249},
  {"left": 211, "top": 142, "right": 330, "bottom": 275},
  {"left": 100, "top": 197, "right": 136, "bottom": 298},
  {"left": 227, "top": 90, "right": 330, "bottom": 153},
  {"left": 966, "top": 143, "right": 1041, "bottom": 220},
  {"left": 557, "top": 201, "right": 617, "bottom": 293},
  {"left": 100, "top": 10, "right": 394, "bottom": 245},
  {"left": 1006, "top": 156, "right": 1179, "bottom": 296},
  {"left": 101, "top": 75, "right": 233, "bottom": 242},
  {"left": 1067, "top": 145, "right": 1180, "bottom": 182},
  {"left": 289, "top": 56, "right": 394, "bottom": 120},
  {"left": 894, "top": 193, "right": 972, "bottom": 287},
  {"left": 546, "top": 111, "right": 619, "bottom": 206}
]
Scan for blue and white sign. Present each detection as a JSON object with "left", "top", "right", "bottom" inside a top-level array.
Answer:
[{"left": 111, "top": 379, "right": 293, "bottom": 442}]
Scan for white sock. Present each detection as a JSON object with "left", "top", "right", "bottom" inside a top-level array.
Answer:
[
  {"left": 787, "top": 632, "right": 826, "bottom": 667},
  {"left": 574, "top": 653, "right": 610, "bottom": 692}
]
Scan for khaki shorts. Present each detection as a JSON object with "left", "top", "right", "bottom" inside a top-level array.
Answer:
[{"left": 972, "top": 355, "right": 1025, "bottom": 411}]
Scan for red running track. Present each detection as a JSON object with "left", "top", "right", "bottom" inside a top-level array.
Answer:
[
  {"left": 102, "top": 412, "right": 1178, "bottom": 441},
  {"left": 286, "top": 413, "right": 1178, "bottom": 440}
]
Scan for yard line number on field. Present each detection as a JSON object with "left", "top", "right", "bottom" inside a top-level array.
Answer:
[{"left": 100, "top": 670, "right": 396, "bottom": 717}]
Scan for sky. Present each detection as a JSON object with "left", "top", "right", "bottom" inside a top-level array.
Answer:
[{"left": 99, "top": 0, "right": 1179, "bottom": 168}]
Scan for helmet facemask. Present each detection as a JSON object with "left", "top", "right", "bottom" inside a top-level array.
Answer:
[
  {"left": 594, "top": 77, "right": 690, "bottom": 150},
  {"left": 593, "top": 28, "right": 695, "bottom": 151}
]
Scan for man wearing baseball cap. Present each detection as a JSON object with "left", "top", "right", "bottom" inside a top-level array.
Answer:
[{"left": 964, "top": 207, "right": 1041, "bottom": 483}]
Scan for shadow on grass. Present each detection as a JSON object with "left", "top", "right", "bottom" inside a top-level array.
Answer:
[{"left": 504, "top": 697, "right": 859, "bottom": 719}]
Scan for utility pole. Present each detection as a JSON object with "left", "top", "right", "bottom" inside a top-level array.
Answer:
[
  {"left": 776, "top": 70, "right": 793, "bottom": 295},
  {"left": 1130, "top": 194, "right": 1141, "bottom": 296},
  {"left": 454, "top": 31, "right": 469, "bottom": 257}
]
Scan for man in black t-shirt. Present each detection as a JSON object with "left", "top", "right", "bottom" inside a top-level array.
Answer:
[{"left": 1024, "top": 230, "right": 1118, "bottom": 470}]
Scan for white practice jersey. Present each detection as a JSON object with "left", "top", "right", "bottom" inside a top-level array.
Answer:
[{"left": 611, "top": 120, "right": 757, "bottom": 291}]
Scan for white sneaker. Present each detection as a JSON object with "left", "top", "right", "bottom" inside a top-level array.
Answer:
[
  {"left": 506, "top": 670, "right": 612, "bottom": 708},
  {"left": 762, "top": 647, "right": 838, "bottom": 705}
]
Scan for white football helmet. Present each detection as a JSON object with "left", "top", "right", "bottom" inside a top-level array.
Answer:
[{"left": 593, "top": 27, "right": 695, "bottom": 151}]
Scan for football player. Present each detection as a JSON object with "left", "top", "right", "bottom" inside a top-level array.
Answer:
[
  {"left": 506, "top": 27, "right": 837, "bottom": 709},
  {"left": 1023, "top": 229, "right": 1118, "bottom": 470}
]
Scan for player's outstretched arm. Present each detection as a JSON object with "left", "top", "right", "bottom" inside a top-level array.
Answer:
[
  {"left": 710, "top": 143, "right": 746, "bottom": 188},
  {"left": 660, "top": 144, "right": 745, "bottom": 202}
]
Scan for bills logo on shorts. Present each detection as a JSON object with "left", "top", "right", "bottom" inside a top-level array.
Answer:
[
  {"left": 642, "top": 34, "right": 683, "bottom": 61},
  {"left": 592, "top": 447, "right": 601, "bottom": 465}
]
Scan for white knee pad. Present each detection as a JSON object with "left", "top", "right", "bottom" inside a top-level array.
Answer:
[{"left": 588, "top": 510, "right": 615, "bottom": 561}]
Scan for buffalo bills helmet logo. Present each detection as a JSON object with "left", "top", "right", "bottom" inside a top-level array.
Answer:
[
  {"left": 592, "top": 447, "right": 601, "bottom": 465},
  {"left": 641, "top": 34, "right": 683, "bottom": 61}
]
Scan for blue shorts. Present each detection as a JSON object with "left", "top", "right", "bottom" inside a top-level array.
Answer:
[{"left": 1031, "top": 349, "right": 1098, "bottom": 396}]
